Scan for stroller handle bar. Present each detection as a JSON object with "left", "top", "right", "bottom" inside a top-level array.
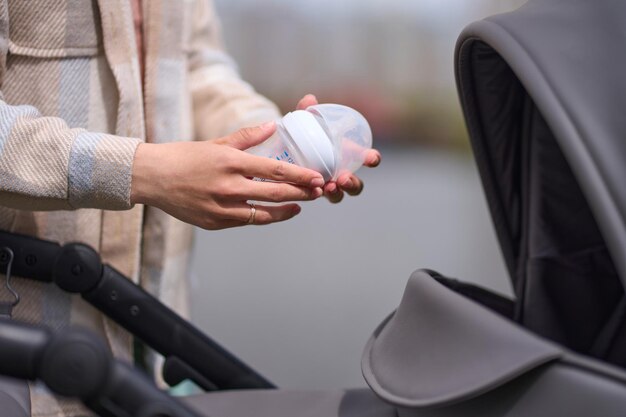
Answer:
[
  {"left": 0, "top": 230, "right": 274, "bottom": 391},
  {"left": 0, "top": 319, "right": 204, "bottom": 417}
]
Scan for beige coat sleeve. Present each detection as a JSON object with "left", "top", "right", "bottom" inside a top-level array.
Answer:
[
  {"left": 0, "top": 5, "right": 141, "bottom": 212},
  {"left": 188, "top": 0, "right": 282, "bottom": 140}
]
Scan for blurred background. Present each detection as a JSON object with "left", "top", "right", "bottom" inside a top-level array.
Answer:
[{"left": 191, "top": 0, "right": 525, "bottom": 390}]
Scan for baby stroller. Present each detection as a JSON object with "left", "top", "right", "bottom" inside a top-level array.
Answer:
[{"left": 1, "top": 0, "right": 626, "bottom": 415}]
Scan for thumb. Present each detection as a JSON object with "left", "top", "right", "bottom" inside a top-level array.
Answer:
[{"left": 219, "top": 122, "right": 276, "bottom": 150}]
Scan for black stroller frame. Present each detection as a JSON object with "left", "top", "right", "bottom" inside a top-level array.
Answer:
[{"left": 0, "top": 231, "right": 272, "bottom": 417}]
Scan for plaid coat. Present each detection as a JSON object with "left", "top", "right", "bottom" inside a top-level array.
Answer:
[{"left": 0, "top": 0, "right": 280, "bottom": 415}]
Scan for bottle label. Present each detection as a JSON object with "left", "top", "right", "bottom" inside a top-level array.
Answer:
[{"left": 272, "top": 150, "right": 295, "bottom": 164}]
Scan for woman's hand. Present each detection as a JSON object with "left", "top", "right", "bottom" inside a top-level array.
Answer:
[
  {"left": 130, "top": 122, "right": 325, "bottom": 230},
  {"left": 296, "top": 94, "right": 382, "bottom": 203}
]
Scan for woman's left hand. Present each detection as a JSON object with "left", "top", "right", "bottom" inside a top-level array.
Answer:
[{"left": 296, "top": 94, "right": 381, "bottom": 203}]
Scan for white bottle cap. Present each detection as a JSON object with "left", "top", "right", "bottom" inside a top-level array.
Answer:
[{"left": 282, "top": 110, "right": 335, "bottom": 181}]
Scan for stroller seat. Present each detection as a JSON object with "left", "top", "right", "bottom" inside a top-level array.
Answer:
[{"left": 360, "top": 270, "right": 626, "bottom": 417}]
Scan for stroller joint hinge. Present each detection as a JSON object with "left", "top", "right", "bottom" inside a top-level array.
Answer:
[{"left": 53, "top": 243, "right": 104, "bottom": 294}]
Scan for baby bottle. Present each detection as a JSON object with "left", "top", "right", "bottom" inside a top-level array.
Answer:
[{"left": 248, "top": 104, "right": 373, "bottom": 182}]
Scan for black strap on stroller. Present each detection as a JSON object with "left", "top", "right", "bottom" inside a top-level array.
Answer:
[{"left": 0, "top": 230, "right": 274, "bottom": 416}]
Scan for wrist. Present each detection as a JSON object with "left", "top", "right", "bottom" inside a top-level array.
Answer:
[{"left": 130, "top": 143, "right": 159, "bottom": 205}]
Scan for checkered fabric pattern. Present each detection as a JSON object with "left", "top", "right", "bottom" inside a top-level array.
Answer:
[{"left": 0, "top": 0, "right": 280, "bottom": 415}]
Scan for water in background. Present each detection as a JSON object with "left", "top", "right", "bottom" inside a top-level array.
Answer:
[{"left": 190, "top": 148, "right": 510, "bottom": 389}]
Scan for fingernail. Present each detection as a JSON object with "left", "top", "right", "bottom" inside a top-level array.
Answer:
[
  {"left": 261, "top": 121, "right": 275, "bottom": 131},
  {"left": 342, "top": 178, "right": 354, "bottom": 188},
  {"left": 313, "top": 187, "right": 323, "bottom": 198},
  {"left": 292, "top": 205, "right": 302, "bottom": 215},
  {"left": 369, "top": 152, "right": 381, "bottom": 167},
  {"left": 330, "top": 184, "right": 339, "bottom": 194},
  {"left": 310, "top": 177, "right": 324, "bottom": 187}
]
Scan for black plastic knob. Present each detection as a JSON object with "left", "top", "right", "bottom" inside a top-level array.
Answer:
[{"left": 53, "top": 244, "right": 103, "bottom": 294}]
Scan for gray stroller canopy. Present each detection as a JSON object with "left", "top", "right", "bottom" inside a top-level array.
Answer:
[
  {"left": 357, "top": 3, "right": 626, "bottom": 414},
  {"left": 455, "top": 0, "right": 626, "bottom": 367}
]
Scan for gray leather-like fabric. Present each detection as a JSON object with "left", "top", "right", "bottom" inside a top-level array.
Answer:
[
  {"left": 361, "top": 270, "right": 561, "bottom": 407},
  {"left": 183, "top": 388, "right": 397, "bottom": 417},
  {"left": 455, "top": 0, "right": 626, "bottom": 289},
  {"left": 395, "top": 359, "right": 626, "bottom": 417},
  {"left": 0, "top": 376, "right": 30, "bottom": 417}
]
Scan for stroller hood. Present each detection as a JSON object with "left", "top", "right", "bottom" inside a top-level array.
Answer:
[
  {"left": 456, "top": 0, "right": 626, "bottom": 293},
  {"left": 362, "top": 9, "right": 626, "bottom": 401}
]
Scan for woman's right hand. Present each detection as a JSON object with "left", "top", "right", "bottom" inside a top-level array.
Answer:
[{"left": 130, "top": 122, "right": 325, "bottom": 230}]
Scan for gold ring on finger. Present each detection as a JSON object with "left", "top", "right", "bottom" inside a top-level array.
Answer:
[{"left": 246, "top": 203, "right": 256, "bottom": 225}]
